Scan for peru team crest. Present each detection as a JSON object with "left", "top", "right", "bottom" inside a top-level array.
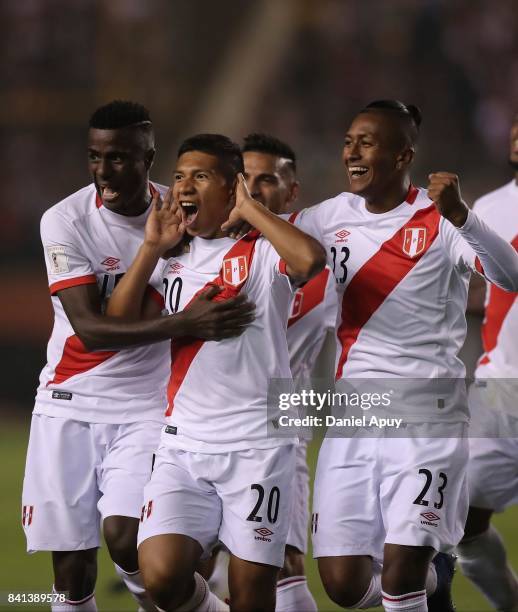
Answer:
[
  {"left": 402, "top": 227, "right": 427, "bottom": 258},
  {"left": 223, "top": 256, "right": 248, "bottom": 287},
  {"left": 289, "top": 289, "right": 304, "bottom": 319}
]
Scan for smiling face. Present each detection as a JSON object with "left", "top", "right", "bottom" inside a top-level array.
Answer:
[
  {"left": 88, "top": 126, "right": 154, "bottom": 215},
  {"left": 342, "top": 111, "right": 414, "bottom": 203},
  {"left": 243, "top": 151, "right": 298, "bottom": 214},
  {"left": 173, "top": 151, "right": 235, "bottom": 239}
]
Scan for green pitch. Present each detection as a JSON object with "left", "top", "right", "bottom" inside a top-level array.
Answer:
[{"left": 1, "top": 421, "right": 516, "bottom": 611}]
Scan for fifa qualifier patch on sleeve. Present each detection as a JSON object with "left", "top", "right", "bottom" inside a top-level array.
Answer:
[{"left": 46, "top": 245, "right": 70, "bottom": 274}]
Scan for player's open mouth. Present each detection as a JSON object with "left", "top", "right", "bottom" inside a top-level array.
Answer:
[
  {"left": 348, "top": 166, "right": 369, "bottom": 179},
  {"left": 101, "top": 186, "right": 120, "bottom": 202},
  {"left": 181, "top": 202, "right": 199, "bottom": 226}
]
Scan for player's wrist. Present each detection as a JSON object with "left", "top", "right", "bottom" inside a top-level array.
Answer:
[
  {"left": 162, "top": 310, "right": 190, "bottom": 338},
  {"left": 444, "top": 202, "right": 469, "bottom": 228},
  {"left": 141, "top": 241, "right": 166, "bottom": 257},
  {"left": 240, "top": 198, "right": 269, "bottom": 227}
]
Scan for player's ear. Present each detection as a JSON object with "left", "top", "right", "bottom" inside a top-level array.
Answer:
[
  {"left": 288, "top": 180, "right": 300, "bottom": 207},
  {"left": 396, "top": 147, "right": 414, "bottom": 170},
  {"left": 145, "top": 148, "right": 156, "bottom": 170}
]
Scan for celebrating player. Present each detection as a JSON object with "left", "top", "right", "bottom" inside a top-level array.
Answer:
[
  {"left": 21, "top": 103, "right": 255, "bottom": 612},
  {"left": 292, "top": 100, "right": 518, "bottom": 612},
  {"left": 243, "top": 133, "right": 336, "bottom": 611},
  {"left": 456, "top": 114, "right": 518, "bottom": 611},
  {"left": 106, "top": 134, "right": 326, "bottom": 611}
]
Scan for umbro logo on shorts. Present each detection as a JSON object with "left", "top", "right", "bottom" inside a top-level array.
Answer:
[
  {"left": 101, "top": 256, "right": 121, "bottom": 271},
  {"left": 254, "top": 527, "right": 273, "bottom": 542},
  {"left": 22, "top": 505, "right": 34, "bottom": 527},
  {"left": 140, "top": 500, "right": 153, "bottom": 523},
  {"left": 335, "top": 229, "right": 350, "bottom": 242},
  {"left": 420, "top": 511, "right": 440, "bottom": 526}
]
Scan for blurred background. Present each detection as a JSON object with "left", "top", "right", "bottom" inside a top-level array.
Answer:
[{"left": 1, "top": 0, "right": 517, "bottom": 610}]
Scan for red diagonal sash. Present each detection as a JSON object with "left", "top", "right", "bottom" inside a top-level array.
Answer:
[
  {"left": 336, "top": 204, "right": 441, "bottom": 379},
  {"left": 165, "top": 232, "right": 260, "bottom": 416},
  {"left": 478, "top": 234, "right": 518, "bottom": 365},
  {"left": 288, "top": 268, "right": 330, "bottom": 328}
]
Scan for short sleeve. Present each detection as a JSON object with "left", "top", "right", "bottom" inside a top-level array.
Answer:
[
  {"left": 146, "top": 259, "right": 169, "bottom": 309},
  {"left": 249, "top": 238, "right": 295, "bottom": 292},
  {"left": 291, "top": 206, "right": 325, "bottom": 244},
  {"left": 40, "top": 209, "right": 97, "bottom": 295}
]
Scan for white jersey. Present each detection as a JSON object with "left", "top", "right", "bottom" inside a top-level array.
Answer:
[
  {"left": 161, "top": 233, "right": 295, "bottom": 453},
  {"left": 35, "top": 183, "right": 170, "bottom": 424},
  {"left": 293, "top": 187, "right": 502, "bottom": 421},
  {"left": 473, "top": 180, "right": 518, "bottom": 378},
  {"left": 287, "top": 267, "right": 337, "bottom": 381},
  {"left": 281, "top": 212, "right": 337, "bottom": 381}
]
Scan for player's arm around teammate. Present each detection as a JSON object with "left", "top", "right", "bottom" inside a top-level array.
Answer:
[
  {"left": 57, "top": 266, "right": 256, "bottom": 351},
  {"left": 22, "top": 103, "right": 256, "bottom": 612}
]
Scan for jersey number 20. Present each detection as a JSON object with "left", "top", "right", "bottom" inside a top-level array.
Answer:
[{"left": 247, "top": 484, "right": 280, "bottom": 523}]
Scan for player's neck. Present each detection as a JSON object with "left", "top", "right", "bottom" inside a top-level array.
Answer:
[{"left": 363, "top": 179, "right": 411, "bottom": 214}]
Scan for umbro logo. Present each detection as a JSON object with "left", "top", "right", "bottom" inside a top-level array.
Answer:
[
  {"left": 335, "top": 229, "right": 350, "bottom": 242},
  {"left": 420, "top": 511, "right": 440, "bottom": 526},
  {"left": 255, "top": 527, "right": 273, "bottom": 537},
  {"left": 169, "top": 262, "right": 184, "bottom": 274},
  {"left": 254, "top": 527, "right": 274, "bottom": 542},
  {"left": 101, "top": 256, "right": 121, "bottom": 271},
  {"left": 421, "top": 511, "right": 440, "bottom": 522}
]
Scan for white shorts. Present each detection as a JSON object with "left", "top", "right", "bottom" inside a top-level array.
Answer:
[
  {"left": 22, "top": 412, "right": 161, "bottom": 552},
  {"left": 312, "top": 424, "right": 469, "bottom": 561},
  {"left": 137, "top": 443, "right": 295, "bottom": 567},
  {"left": 468, "top": 383, "right": 518, "bottom": 512},
  {"left": 286, "top": 440, "right": 310, "bottom": 554}
]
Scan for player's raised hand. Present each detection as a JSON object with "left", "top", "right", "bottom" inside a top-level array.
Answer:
[
  {"left": 144, "top": 188, "right": 185, "bottom": 253},
  {"left": 221, "top": 173, "right": 257, "bottom": 235},
  {"left": 427, "top": 172, "right": 469, "bottom": 227},
  {"left": 179, "top": 285, "right": 256, "bottom": 340}
]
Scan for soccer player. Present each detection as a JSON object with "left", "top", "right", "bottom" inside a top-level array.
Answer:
[
  {"left": 21, "top": 103, "right": 255, "bottom": 612},
  {"left": 291, "top": 100, "right": 518, "bottom": 612},
  {"left": 456, "top": 114, "right": 518, "bottom": 611},
  {"left": 106, "top": 133, "right": 326, "bottom": 612},
  {"left": 243, "top": 133, "right": 336, "bottom": 612}
]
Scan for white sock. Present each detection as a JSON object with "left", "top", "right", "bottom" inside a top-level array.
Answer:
[
  {"left": 207, "top": 549, "right": 230, "bottom": 602},
  {"left": 175, "top": 573, "right": 229, "bottom": 612},
  {"left": 114, "top": 563, "right": 157, "bottom": 611},
  {"left": 351, "top": 566, "right": 382, "bottom": 609},
  {"left": 276, "top": 576, "right": 317, "bottom": 611},
  {"left": 457, "top": 525, "right": 518, "bottom": 611},
  {"left": 51, "top": 586, "right": 97, "bottom": 611},
  {"left": 382, "top": 589, "right": 427, "bottom": 611},
  {"left": 425, "top": 561, "right": 437, "bottom": 597}
]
